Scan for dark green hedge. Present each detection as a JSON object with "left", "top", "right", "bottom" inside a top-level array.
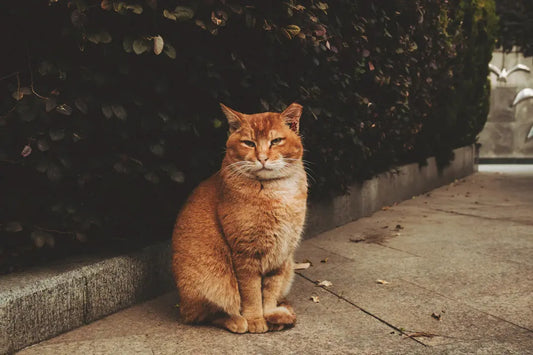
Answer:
[
  {"left": 495, "top": 0, "right": 533, "bottom": 56},
  {"left": 0, "top": 0, "right": 497, "bottom": 273}
]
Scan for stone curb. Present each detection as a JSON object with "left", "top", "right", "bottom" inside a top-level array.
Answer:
[
  {"left": 0, "top": 145, "right": 475, "bottom": 354},
  {"left": 305, "top": 145, "right": 475, "bottom": 237}
]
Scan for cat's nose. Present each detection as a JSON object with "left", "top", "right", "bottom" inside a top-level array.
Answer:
[{"left": 258, "top": 155, "right": 269, "bottom": 166}]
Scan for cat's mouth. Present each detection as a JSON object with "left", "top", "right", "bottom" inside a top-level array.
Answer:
[{"left": 254, "top": 167, "right": 287, "bottom": 181}]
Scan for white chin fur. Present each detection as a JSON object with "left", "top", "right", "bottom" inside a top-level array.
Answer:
[{"left": 254, "top": 168, "right": 290, "bottom": 180}]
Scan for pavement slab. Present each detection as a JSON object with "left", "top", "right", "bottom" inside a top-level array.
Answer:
[
  {"left": 16, "top": 166, "right": 533, "bottom": 354},
  {"left": 18, "top": 280, "right": 424, "bottom": 355}
]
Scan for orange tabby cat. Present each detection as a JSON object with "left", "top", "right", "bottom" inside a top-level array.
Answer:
[{"left": 171, "top": 103, "right": 307, "bottom": 333}]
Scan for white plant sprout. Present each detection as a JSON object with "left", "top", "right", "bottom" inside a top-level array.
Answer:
[
  {"left": 489, "top": 54, "right": 533, "bottom": 141},
  {"left": 512, "top": 88, "right": 533, "bottom": 141}
]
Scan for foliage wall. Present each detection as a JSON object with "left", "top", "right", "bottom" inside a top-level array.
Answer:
[
  {"left": 495, "top": 0, "right": 533, "bottom": 56},
  {"left": 0, "top": 0, "right": 497, "bottom": 272}
]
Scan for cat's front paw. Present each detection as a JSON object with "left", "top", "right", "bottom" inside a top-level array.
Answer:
[
  {"left": 246, "top": 317, "right": 268, "bottom": 333},
  {"left": 264, "top": 306, "right": 296, "bottom": 327},
  {"left": 224, "top": 315, "right": 248, "bottom": 334}
]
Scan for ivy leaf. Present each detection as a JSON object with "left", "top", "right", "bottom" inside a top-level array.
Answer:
[
  {"left": 100, "top": 31, "right": 112, "bottom": 44},
  {"left": 123, "top": 36, "right": 134, "bottom": 53},
  {"left": 70, "top": 10, "right": 87, "bottom": 28},
  {"left": 75, "top": 98, "right": 88, "bottom": 114},
  {"left": 4, "top": 221, "right": 23, "bottom": 233},
  {"left": 153, "top": 35, "right": 164, "bottom": 55},
  {"left": 146, "top": 0, "right": 157, "bottom": 10},
  {"left": 21, "top": 145, "right": 32, "bottom": 157},
  {"left": 31, "top": 231, "right": 48, "bottom": 248},
  {"left": 16, "top": 103, "right": 37, "bottom": 122},
  {"left": 150, "top": 144, "right": 165, "bottom": 156},
  {"left": 211, "top": 10, "right": 228, "bottom": 26},
  {"left": 31, "top": 230, "right": 55, "bottom": 248},
  {"left": 101, "top": 104, "right": 114, "bottom": 119},
  {"left": 76, "top": 232, "right": 88, "bottom": 242},
  {"left": 163, "top": 9, "right": 177, "bottom": 21},
  {"left": 125, "top": 4, "right": 143, "bottom": 14},
  {"left": 87, "top": 32, "right": 100, "bottom": 44},
  {"left": 174, "top": 6, "right": 194, "bottom": 21},
  {"left": 36, "top": 159, "right": 49, "bottom": 173},
  {"left": 49, "top": 129, "right": 65, "bottom": 141},
  {"left": 313, "top": 25, "right": 326, "bottom": 37},
  {"left": 101, "top": 0, "right": 112, "bottom": 10},
  {"left": 133, "top": 38, "right": 150, "bottom": 54},
  {"left": 113, "top": 161, "right": 128, "bottom": 174},
  {"left": 164, "top": 43, "right": 176, "bottom": 59},
  {"left": 56, "top": 104, "right": 73, "bottom": 115},
  {"left": 228, "top": 4, "right": 243, "bottom": 14},
  {"left": 283, "top": 25, "right": 301, "bottom": 39},
  {"left": 46, "top": 163, "right": 63, "bottom": 181},
  {"left": 111, "top": 104, "right": 127, "bottom": 120},
  {"left": 45, "top": 97, "right": 57, "bottom": 112},
  {"left": 37, "top": 138, "right": 51, "bottom": 151},
  {"left": 170, "top": 170, "right": 185, "bottom": 183},
  {"left": 316, "top": 2, "right": 328, "bottom": 11},
  {"left": 144, "top": 171, "right": 160, "bottom": 184},
  {"left": 12, "top": 90, "right": 24, "bottom": 101}
]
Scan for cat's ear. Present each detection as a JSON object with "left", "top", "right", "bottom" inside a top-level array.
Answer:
[
  {"left": 220, "top": 103, "right": 244, "bottom": 133},
  {"left": 281, "top": 103, "right": 303, "bottom": 133}
]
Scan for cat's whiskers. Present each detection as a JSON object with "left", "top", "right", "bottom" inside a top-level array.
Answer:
[
  {"left": 222, "top": 160, "right": 258, "bottom": 180},
  {"left": 282, "top": 158, "right": 315, "bottom": 183}
]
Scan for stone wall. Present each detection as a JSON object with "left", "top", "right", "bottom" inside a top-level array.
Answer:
[{"left": 478, "top": 48, "right": 533, "bottom": 159}]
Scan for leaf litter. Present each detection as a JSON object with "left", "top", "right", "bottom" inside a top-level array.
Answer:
[
  {"left": 294, "top": 262, "right": 311, "bottom": 270},
  {"left": 316, "top": 280, "right": 333, "bottom": 287},
  {"left": 310, "top": 295, "right": 320, "bottom": 303}
]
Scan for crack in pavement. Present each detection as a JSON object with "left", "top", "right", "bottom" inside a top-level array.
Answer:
[
  {"left": 398, "top": 278, "right": 533, "bottom": 334},
  {"left": 306, "top": 242, "right": 357, "bottom": 262},
  {"left": 374, "top": 243, "right": 422, "bottom": 257},
  {"left": 429, "top": 208, "right": 533, "bottom": 226},
  {"left": 295, "top": 272, "right": 428, "bottom": 347}
]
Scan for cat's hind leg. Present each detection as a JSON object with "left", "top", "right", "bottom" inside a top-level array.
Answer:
[
  {"left": 179, "top": 296, "right": 248, "bottom": 333},
  {"left": 212, "top": 314, "right": 248, "bottom": 334}
]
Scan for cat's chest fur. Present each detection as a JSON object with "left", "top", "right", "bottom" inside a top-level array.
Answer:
[{"left": 218, "top": 174, "right": 307, "bottom": 273}]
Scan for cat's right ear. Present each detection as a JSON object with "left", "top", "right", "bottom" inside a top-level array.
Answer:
[{"left": 220, "top": 103, "right": 244, "bottom": 133}]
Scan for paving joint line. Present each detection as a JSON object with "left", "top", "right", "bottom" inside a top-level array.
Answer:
[
  {"left": 295, "top": 272, "right": 428, "bottom": 347},
  {"left": 306, "top": 242, "right": 357, "bottom": 262},
  {"left": 374, "top": 243, "right": 422, "bottom": 257}
]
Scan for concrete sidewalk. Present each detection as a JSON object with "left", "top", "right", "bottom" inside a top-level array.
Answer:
[{"left": 17, "top": 167, "right": 533, "bottom": 354}]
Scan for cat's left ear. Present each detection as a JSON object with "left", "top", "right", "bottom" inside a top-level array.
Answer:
[
  {"left": 220, "top": 103, "right": 244, "bottom": 133},
  {"left": 281, "top": 103, "right": 303, "bottom": 133}
]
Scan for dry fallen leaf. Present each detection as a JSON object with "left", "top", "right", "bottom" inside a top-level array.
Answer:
[
  {"left": 404, "top": 332, "right": 438, "bottom": 339},
  {"left": 317, "top": 280, "right": 333, "bottom": 287},
  {"left": 294, "top": 262, "right": 311, "bottom": 270},
  {"left": 320, "top": 257, "right": 328, "bottom": 263},
  {"left": 376, "top": 279, "right": 390, "bottom": 285},
  {"left": 310, "top": 295, "right": 320, "bottom": 303}
]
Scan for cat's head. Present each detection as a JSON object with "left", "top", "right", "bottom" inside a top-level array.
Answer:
[{"left": 221, "top": 103, "right": 304, "bottom": 181}]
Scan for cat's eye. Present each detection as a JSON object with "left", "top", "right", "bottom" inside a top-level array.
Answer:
[
  {"left": 270, "top": 138, "right": 284, "bottom": 146},
  {"left": 242, "top": 140, "right": 256, "bottom": 148}
]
